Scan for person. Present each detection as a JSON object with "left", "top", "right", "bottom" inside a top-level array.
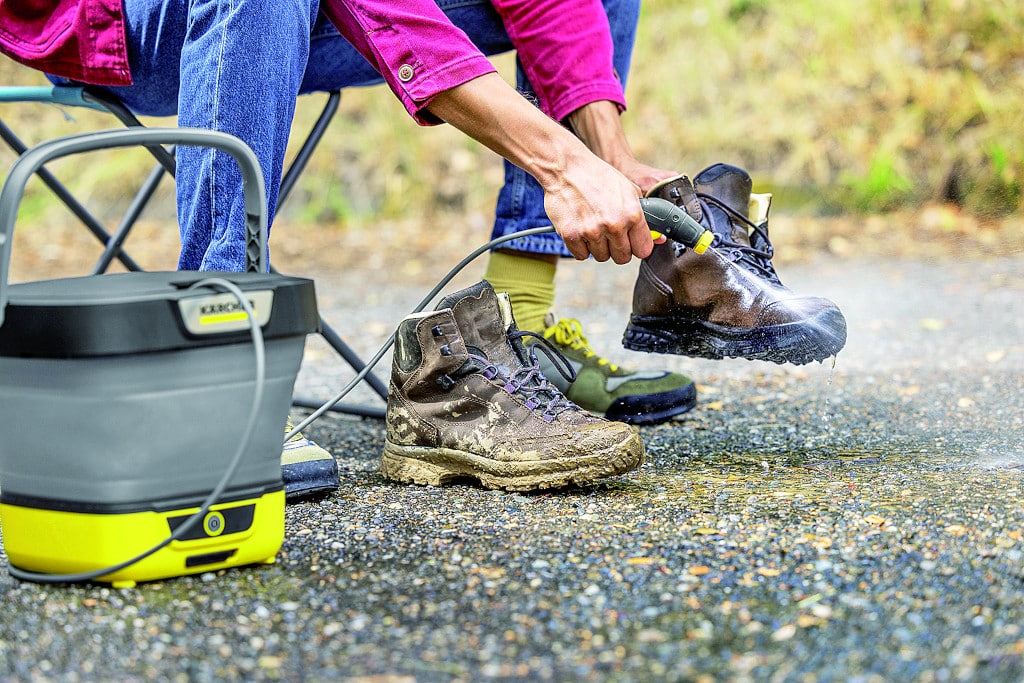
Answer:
[{"left": 0, "top": 0, "right": 845, "bottom": 495}]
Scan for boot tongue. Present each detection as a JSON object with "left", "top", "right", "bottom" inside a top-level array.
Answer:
[
  {"left": 437, "top": 280, "right": 524, "bottom": 369},
  {"left": 437, "top": 282, "right": 574, "bottom": 414},
  {"left": 645, "top": 174, "right": 703, "bottom": 222},
  {"left": 693, "top": 163, "right": 753, "bottom": 246}
]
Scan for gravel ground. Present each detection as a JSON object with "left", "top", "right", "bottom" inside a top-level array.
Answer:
[{"left": 1, "top": 240, "right": 1022, "bottom": 681}]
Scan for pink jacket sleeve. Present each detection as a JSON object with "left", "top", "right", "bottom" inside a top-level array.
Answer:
[
  {"left": 319, "top": 0, "right": 498, "bottom": 125},
  {"left": 0, "top": 0, "right": 623, "bottom": 127},
  {"left": 490, "top": 0, "right": 626, "bottom": 121},
  {"left": 0, "top": 0, "right": 132, "bottom": 86},
  {"left": 320, "top": 0, "right": 625, "bottom": 125}
]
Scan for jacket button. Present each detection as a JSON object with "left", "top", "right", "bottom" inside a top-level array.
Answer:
[{"left": 398, "top": 64, "right": 415, "bottom": 82}]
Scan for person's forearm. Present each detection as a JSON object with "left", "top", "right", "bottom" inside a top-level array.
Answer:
[
  {"left": 566, "top": 100, "right": 634, "bottom": 168},
  {"left": 566, "top": 100, "right": 677, "bottom": 193},
  {"left": 426, "top": 73, "right": 592, "bottom": 192},
  {"left": 426, "top": 73, "right": 652, "bottom": 264}
]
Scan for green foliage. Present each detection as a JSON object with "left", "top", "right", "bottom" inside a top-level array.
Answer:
[
  {"left": 726, "top": 0, "right": 768, "bottom": 22},
  {"left": 839, "top": 152, "right": 914, "bottom": 213},
  {"left": 627, "top": 0, "right": 1023, "bottom": 216},
  {"left": 970, "top": 143, "right": 1021, "bottom": 215}
]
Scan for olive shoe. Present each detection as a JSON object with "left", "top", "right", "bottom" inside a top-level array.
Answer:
[{"left": 531, "top": 314, "right": 696, "bottom": 425}]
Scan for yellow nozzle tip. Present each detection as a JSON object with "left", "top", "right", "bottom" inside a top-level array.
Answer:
[
  {"left": 693, "top": 230, "right": 714, "bottom": 254},
  {"left": 650, "top": 230, "right": 664, "bottom": 241}
]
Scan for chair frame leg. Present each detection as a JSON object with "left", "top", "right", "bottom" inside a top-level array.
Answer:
[
  {"left": 0, "top": 118, "right": 144, "bottom": 272},
  {"left": 1, "top": 87, "right": 388, "bottom": 418}
]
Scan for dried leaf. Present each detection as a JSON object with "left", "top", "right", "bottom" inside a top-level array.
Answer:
[
  {"left": 796, "top": 594, "right": 822, "bottom": 608},
  {"left": 472, "top": 567, "right": 507, "bottom": 578},
  {"left": 636, "top": 629, "right": 669, "bottom": 643}
]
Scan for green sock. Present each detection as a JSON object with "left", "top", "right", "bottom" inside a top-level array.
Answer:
[{"left": 483, "top": 251, "right": 556, "bottom": 333}]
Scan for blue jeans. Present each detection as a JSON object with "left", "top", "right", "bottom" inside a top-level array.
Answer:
[{"left": 67, "top": 0, "right": 639, "bottom": 270}]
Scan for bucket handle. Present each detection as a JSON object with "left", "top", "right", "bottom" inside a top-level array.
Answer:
[{"left": 0, "top": 127, "right": 268, "bottom": 328}]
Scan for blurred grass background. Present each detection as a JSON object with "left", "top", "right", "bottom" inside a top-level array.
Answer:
[{"left": 1, "top": 0, "right": 1021, "bottom": 262}]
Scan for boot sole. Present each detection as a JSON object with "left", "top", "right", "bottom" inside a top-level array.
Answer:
[
  {"left": 380, "top": 439, "right": 644, "bottom": 492},
  {"left": 605, "top": 383, "right": 697, "bottom": 426},
  {"left": 282, "top": 459, "right": 339, "bottom": 502},
  {"left": 623, "top": 309, "right": 847, "bottom": 365}
]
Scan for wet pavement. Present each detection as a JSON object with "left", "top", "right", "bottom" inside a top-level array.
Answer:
[{"left": 1, "top": 247, "right": 1022, "bottom": 681}]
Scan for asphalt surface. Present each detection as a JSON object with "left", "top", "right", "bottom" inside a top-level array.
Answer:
[{"left": 1, "top": 246, "right": 1022, "bottom": 682}]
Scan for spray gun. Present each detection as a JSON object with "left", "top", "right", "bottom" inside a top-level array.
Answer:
[{"left": 640, "top": 197, "right": 714, "bottom": 254}]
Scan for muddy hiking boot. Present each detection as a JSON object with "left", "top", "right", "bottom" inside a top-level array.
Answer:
[
  {"left": 624, "top": 163, "right": 847, "bottom": 365},
  {"left": 382, "top": 281, "right": 645, "bottom": 491}
]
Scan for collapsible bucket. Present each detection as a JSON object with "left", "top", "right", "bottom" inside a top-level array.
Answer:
[{"left": 0, "top": 129, "right": 319, "bottom": 586}]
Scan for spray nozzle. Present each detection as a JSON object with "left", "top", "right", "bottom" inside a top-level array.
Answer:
[{"left": 640, "top": 197, "right": 714, "bottom": 254}]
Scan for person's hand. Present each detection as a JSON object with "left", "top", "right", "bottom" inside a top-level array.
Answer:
[
  {"left": 565, "top": 101, "right": 678, "bottom": 194},
  {"left": 541, "top": 150, "right": 651, "bottom": 264},
  {"left": 612, "top": 159, "right": 676, "bottom": 248},
  {"left": 427, "top": 74, "right": 658, "bottom": 264}
]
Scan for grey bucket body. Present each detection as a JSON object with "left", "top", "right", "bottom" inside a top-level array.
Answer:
[
  {"left": 0, "top": 128, "right": 319, "bottom": 512},
  {"left": 0, "top": 337, "right": 305, "bottom": 509}
]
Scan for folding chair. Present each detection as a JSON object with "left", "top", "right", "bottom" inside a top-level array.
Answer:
[{"left": 0, "top": 84, "right": 388, "bottom": 419}]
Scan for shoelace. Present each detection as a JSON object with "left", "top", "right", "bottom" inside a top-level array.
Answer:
[
  {"left": 544, "top": 318, "right": 619, "bottom": 372},
  {"left": 465, "top": 331, "right": 579, "bottom": 423},
  {"left": 697, "top": 192, "right": 782, "bottom": 285}
]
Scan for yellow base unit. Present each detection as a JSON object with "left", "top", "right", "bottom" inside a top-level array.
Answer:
[
  {"left": 0, "top": 272, "right": 320, "bottom": 588},
  {"left": 0, "top": 490, "right": 285, "bottom": 588}
]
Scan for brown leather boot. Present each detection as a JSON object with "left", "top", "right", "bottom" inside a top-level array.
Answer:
[
  {"left": 382, "top": 281, "right": 645, "bottom": 491},
  {"left": 624, "top": 163, "right": 847, "bottom": 365}
]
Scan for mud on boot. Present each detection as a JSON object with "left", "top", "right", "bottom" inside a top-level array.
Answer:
[
  {"left": 624, "top": 163, "right": 847, "bottom": 365},
  {"left": 382, "top": 281, "right": 645, "bottom": 491}
]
